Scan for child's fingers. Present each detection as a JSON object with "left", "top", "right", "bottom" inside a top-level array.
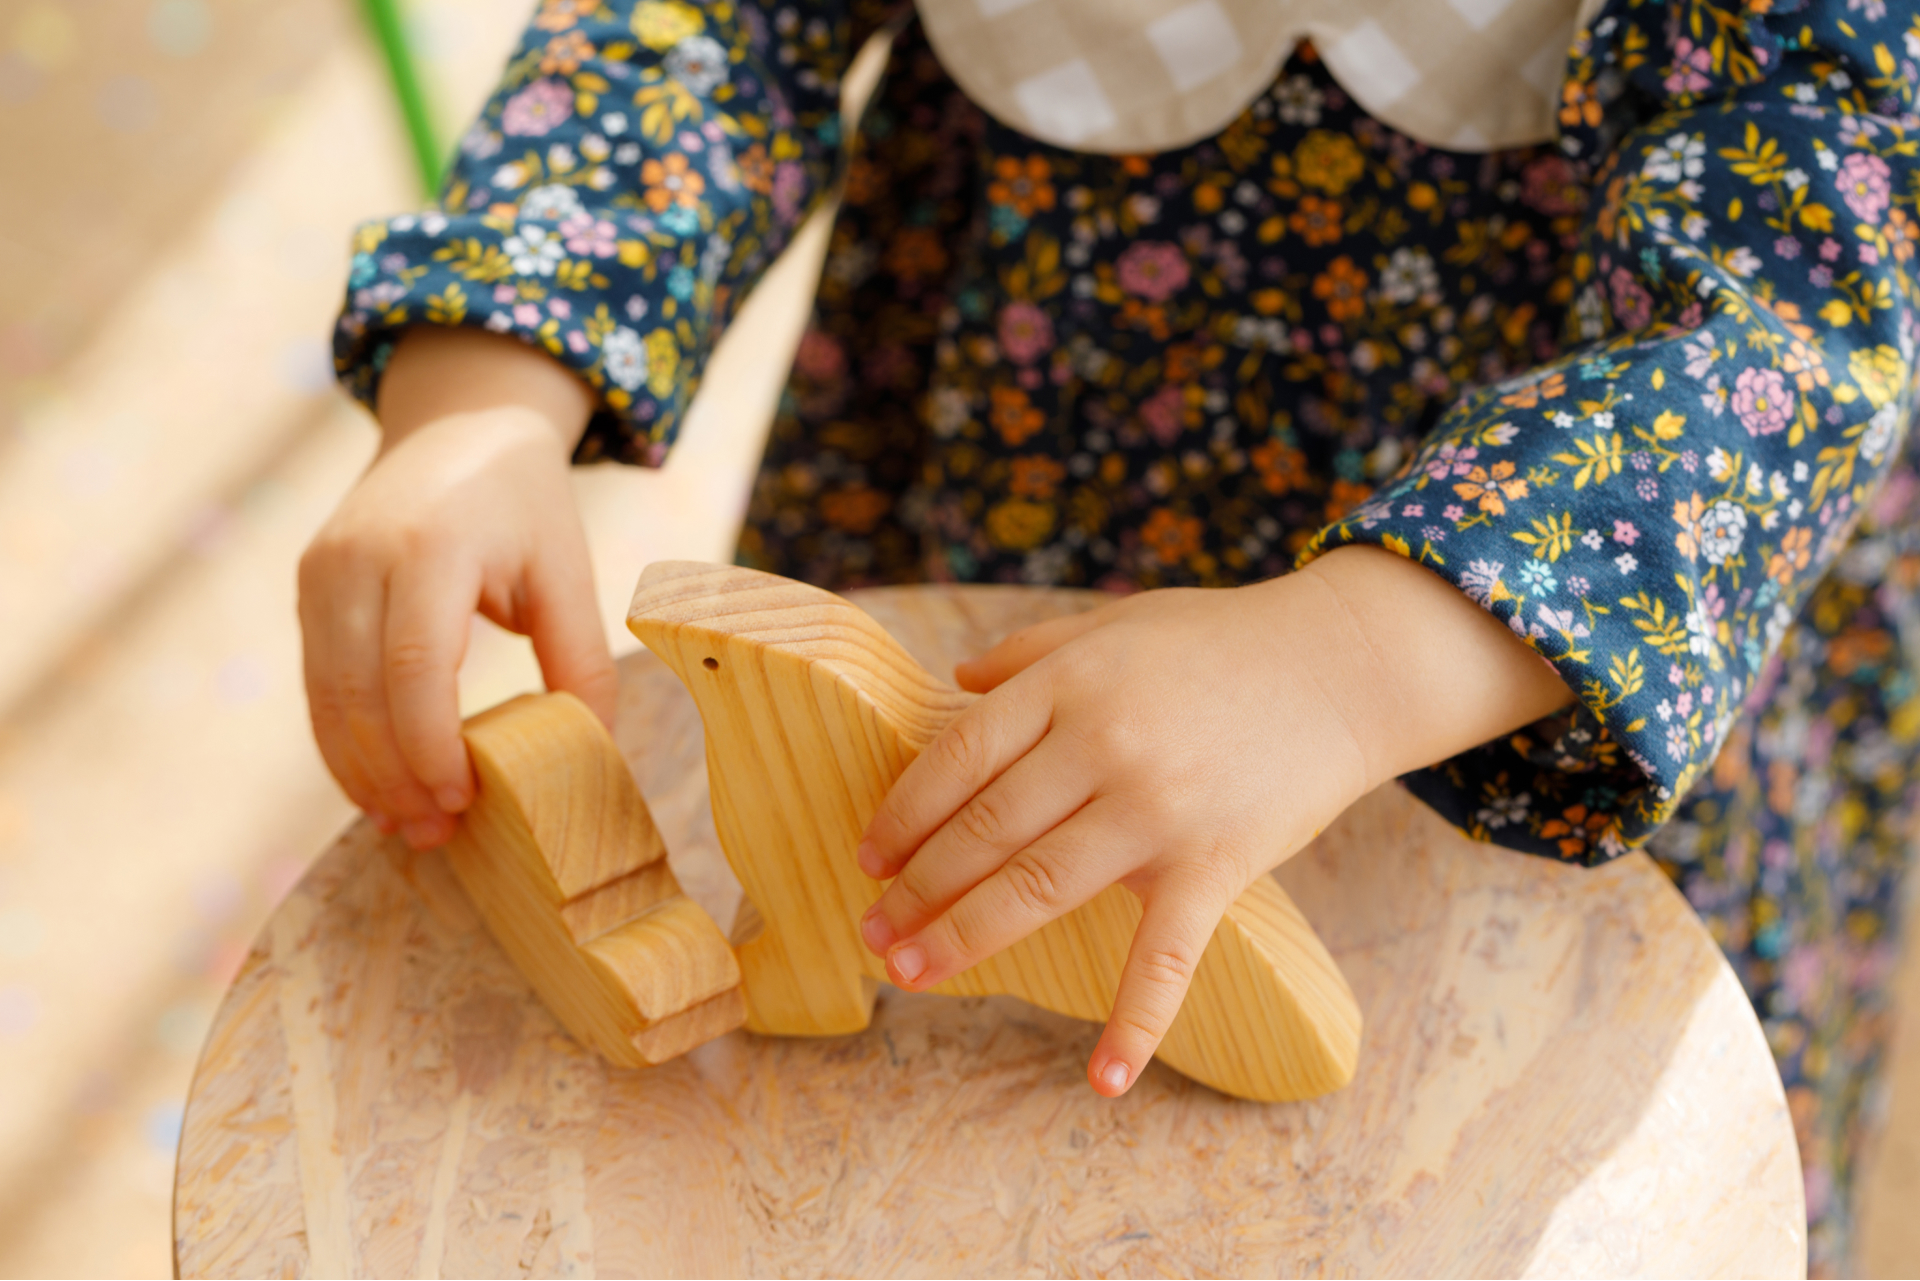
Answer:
[
  {"left": 954, "top": 609, "right": 1108, "bottom": 692},
  {"left": 877, "top": 797, "right": 1146, "bottom": 990},
  {"left": 857, "top": 675, "right": 1051, "bottom": 877},
  {"left": 316, "top": 572, "right": 453, "bottom": 849},
  {"left": 1086, "top": 884, "right": 1224, "bottom": 1097},
  {"left": 524, "top": 542, "right": 618, "bottom": 730},
  {"left": 859, "top": 733, "right": 1096, "bottom": 952},
  {"left": 299, "top": 581, "right": 390, "bottom": 829},
  {"left": 384, "top": 554, "right": 480, "bottom": 814}
]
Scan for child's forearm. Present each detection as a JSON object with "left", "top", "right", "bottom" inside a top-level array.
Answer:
[
  {"left": 1294, "top": 545, "right": 1574, "bottom": 793},
  {"left": 374, "top": 326, "right": 596, "bottom": 453}
]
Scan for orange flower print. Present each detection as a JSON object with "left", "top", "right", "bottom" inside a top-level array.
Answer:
[
  {"left": 1500, "top": 372, "right": 1566, "bottom": 408},
  {"left": 1251, "top": 439, "right": 1309, "bottom": 495},
  {"left": 990, "top": 385, "right": 1046, "bottom": 446},
  {"left": 1559, "top": 78, "right": 1601, "bottom": 129},
  {"left": 1324, "top": 477, "right": 1373, "bottom": 522},
  {"left": 540, "top": 30, "right": 595, "bottom": 74},
  {"left": 1453, "top": 460, "right": 1527, "bottom": 515},
  {"left": 1770, "top": 526, "right": 1813, "bottom": 583},
  {"left": 1539, "top": 803, "right": 1612, "bottom": 860},
  {"left": 640, "top": 153, "right": 705, "bottom": 211},
  {"left": 533, "top": 0, "right": 595, "bottom": 31},
  {"left": 1311, "top": 256, "right": 1369, "bottom": 322},
  {"left": 1008, "top": 455, "right": 1066, "bottom": 500},
  {"left": 884, "top": 227, "right": 950, "bottom": 282},
  {"left": 820, "top": 485, "right": 890, "bottom": 535},
  {"left": 1672, "top": 492, "right": 1707, "bottom": 562},
  {"left": 736, "top": 143, "right": 774, "bottom": 194},
  {"left": 1290, "top": 195, "right": 1343, "bottom": 246},
  {"left": 988, "top": 155, "right": 1055, "bottom": 218},
  {"left": 1141, "top": 508, "right": 1203, "bottom": 565}
]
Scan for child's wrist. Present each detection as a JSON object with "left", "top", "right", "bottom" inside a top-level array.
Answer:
[
  {"left": 375, "top": 325, "right": 596, "bottom": 455},
  {"left": 1288, "top": 545, "right": 1574, "bottom": 788}
]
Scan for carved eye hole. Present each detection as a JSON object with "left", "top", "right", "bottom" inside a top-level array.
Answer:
[{"left": 703, "top": 657, "right": 719, "bottom": 671}]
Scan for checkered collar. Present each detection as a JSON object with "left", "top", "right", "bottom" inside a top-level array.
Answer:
[{"left": 916, "top": 0, "right": 1611, "bottom": 153}]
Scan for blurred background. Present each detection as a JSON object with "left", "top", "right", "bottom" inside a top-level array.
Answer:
[{"left": 0, "top": 1, "right": 1915, "bottom": 1275}]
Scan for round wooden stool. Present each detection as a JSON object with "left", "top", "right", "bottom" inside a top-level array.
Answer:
[{"left": 174, "top": 585, "right": 1806, "bottom": 1278}]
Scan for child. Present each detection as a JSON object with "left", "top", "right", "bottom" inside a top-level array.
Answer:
[{"left": 308, "top": 0, "right": 1919, "bottom": 1269}]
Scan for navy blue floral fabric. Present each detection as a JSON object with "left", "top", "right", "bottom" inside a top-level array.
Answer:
[{"left": 333, "top": 0, "right": 1920, "bottom": 1269}]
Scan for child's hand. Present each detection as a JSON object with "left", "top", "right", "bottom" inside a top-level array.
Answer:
[
  {"left": 855, "top": 546, "right": 1573, "bottom": 1097},
  {"left": 298, "top": 328, "right": 610, "bottom": 850}
]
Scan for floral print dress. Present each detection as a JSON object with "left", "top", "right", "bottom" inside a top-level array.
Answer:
[{"left": 333, "top": 0, "right": 1920, "bottom": 1269}]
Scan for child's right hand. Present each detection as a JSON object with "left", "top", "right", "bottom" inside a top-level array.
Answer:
[{"left": 298, "top": 327, "right": 614, "bottom": 850}]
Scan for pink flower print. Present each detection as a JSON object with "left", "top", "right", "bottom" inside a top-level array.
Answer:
[
  {"left": 1138, "top": 384, "right": 1187, "bottom": 446},
  {"left": 1731, "top": 366, "right": 1795, "bottom": 436},
  {"left": 1116, "top": 242, "right": 1190, "bottom": 302},
  {"left": 1663, "top": 39, "right": 1712, "bottom": 95},
  {"left": 1608, "top": 265, "right": 1652, "bottom": 330},
  {"left": 1519, "top": 155, "right": 1582, "bottom": 216},
  {"left": 772, "top": 162, "right": 806, "bottom": 221},
  {"left": 548, "top": 298, "right": 571, "bottom": 318},
  {"left": 1423, "top": 441, "right": 1479, "bottom": 481},
  {"left": 560, "top": 211, "right": 617, "bottom": 256},
  {"left": 513, "top": 302, "right": 542, "bottom": 327},
  {"left": 996, "top": 301, "right": 1055, "bottom": 365},
  {"left": 793, "top": 329, "right": 845, "bottom": 382},
  {"left": 1835, "top": 152, "right": 1892, "bottom": 224},
  {"left": 502, "top": 79, "right": 574, "bottom": 137},
  {"left": 1612, "top": 519, "right": 1639, "bottom": 545}
]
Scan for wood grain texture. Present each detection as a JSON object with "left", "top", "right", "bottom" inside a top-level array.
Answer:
[
  {"left": 626, "top": 561, "right": 1360, "bottom": 1102},
  {"left": 443, "top": 692, "right": 745, "bottom": 1069},
  {"left": 174, "top": 584, "right": 1806, "bottom": 1279}
]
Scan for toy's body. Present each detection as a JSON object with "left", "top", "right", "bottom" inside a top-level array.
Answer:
[{"left": 446, "top": 563, "right": 1360, "bottom": 1101}]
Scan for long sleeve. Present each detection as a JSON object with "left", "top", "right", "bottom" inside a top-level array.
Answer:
[
  {"left": 1300, "top": 0, "right": 1920, "bottom": 864},
  {"left": 333, "top": 0, "right": 885, "bottom": 464}
]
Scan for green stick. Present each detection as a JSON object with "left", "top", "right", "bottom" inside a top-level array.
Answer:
[{"left": 357, "top": 0, "right": 444, "bottom": 197}]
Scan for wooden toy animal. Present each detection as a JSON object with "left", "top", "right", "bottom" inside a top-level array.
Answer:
[{"left": 446, "top": 563, "right": 1361, "bottom": 1101}]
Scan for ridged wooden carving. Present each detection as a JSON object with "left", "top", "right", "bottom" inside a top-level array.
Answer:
[{"left": 443, "top": 691, "right": 746, "bottom": 1068}]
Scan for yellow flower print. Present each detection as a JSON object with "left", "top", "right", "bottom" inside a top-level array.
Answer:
[
  {"left": 986, "top": 499, "right": 1057, "bottom": 551},
  {"left": 631, "top": 0, "right": 702, "bottom": 49},
  {"left": 1849, "top": 344, "right": 1906, "bottom": 408},
  {"left": 644, "top": 328, "right": 678, "bottom": 396},
  {"left": 1294, "top": 130, "right": 1364, "bottom": 196}
]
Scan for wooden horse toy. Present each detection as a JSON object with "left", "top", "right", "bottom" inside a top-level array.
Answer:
[{"left": 444, "top": 563, "right": 1361, "bottom": 1101}]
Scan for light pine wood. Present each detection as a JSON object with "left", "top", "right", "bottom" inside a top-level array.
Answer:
[
  {"left": 444, "top": 691, "right": 745, "bottom": 1068},
  {"left": 174, "top": 585, "right": 1806, "bottom": 1279},
  {"left": 625, "top": 561, "right": 1362, "bottom": 1102}
]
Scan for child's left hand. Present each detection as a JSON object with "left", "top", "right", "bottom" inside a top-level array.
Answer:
[{"left": 854, "top": 545, "right": 1573, "bottom": 1097}]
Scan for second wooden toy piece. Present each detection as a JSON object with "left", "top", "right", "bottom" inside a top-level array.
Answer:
[{"left": 444, "top": 692, "right": 746, "bottom": 1068}]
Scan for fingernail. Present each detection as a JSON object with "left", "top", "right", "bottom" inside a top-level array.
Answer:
[
  {"left": 888, "top": 943, "right": 927, "bottom": 985},
  {"left": 860, "top": 908, "right": 896, "bottom": 955},
  {"left": 434, "top": 785, "right": 469, "bottom": 813},
  {"left": 1099, "top": 1060, "right": 1130, "bottom": 1093},
  {"left": 855, "top": 840, "right": 885, "bottom": 878},
  {"left": 369, "top": 812, "right": 397, "bottom": 835},
  {"left": 402, "top": 820, "right": 444, "bottom": 849}
]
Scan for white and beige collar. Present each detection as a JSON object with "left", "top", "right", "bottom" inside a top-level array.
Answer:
[{"left": 915, "top": 0, "right": 1612, "bottom": 154}]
